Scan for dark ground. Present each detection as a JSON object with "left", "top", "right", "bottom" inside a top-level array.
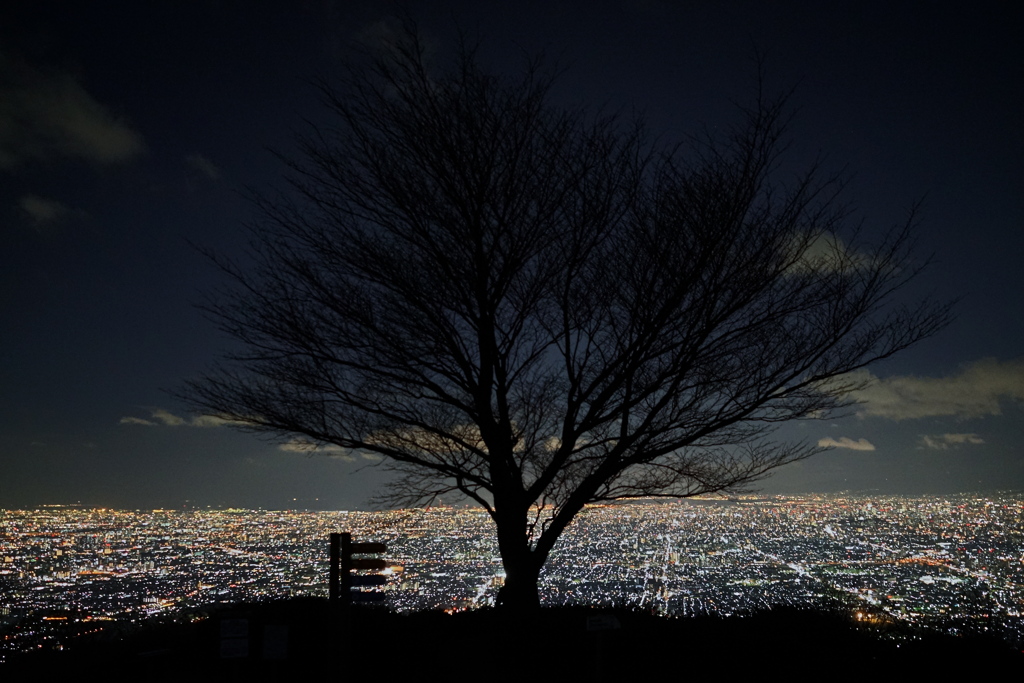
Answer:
[{"left": 6, "top": 599, "right": 1022, "bottom": 679}]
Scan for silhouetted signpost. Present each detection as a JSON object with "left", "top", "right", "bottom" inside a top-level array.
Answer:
[{"left": 329, "top": 532, "right": 388, "bottom": 606}]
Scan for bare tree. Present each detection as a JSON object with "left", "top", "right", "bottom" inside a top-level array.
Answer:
[{"left": 185, "top": 30, "right": 950, "bottom": 611}]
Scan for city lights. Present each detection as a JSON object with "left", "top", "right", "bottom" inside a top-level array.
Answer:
[{"left": 2, "top": 494, "right": 1022, "bottom": 656}]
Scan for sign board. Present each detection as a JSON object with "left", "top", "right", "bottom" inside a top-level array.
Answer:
[{"left": 329, "top": 532, "right": 392, "bottom": 605}]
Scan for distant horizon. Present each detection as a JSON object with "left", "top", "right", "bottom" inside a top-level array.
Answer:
[{"left": 9, "top": 488, "right": 1024, "bottom": 513}]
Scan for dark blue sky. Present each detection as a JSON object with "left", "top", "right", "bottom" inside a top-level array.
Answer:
[{"left": 2, "top": 1, "right": 1022, "bottom": 509}]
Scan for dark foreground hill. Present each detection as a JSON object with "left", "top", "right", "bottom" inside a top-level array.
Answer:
[{"left": 7, "top": 599, "right": 1021, "bottom": 679}]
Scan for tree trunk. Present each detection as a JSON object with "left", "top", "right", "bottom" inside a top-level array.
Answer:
[
  {"left": 492, "top": 502, "right": 544, "bottom": 613},
  {"left": 496, "top": 556, "right": 541, "bottom": 612},
  {"left": 492, "top": 489, "right": 593, "bottom": 613}
]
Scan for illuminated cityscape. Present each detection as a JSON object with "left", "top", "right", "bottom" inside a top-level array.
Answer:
[{"left": 2, "top": 494, "right": 1022, "bottom": 658}]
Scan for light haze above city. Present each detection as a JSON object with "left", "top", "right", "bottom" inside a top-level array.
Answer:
[{"left": 2, "top": 1, "right": 1022, "bottom": 509}]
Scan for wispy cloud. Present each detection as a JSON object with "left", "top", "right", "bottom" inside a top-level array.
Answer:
[
  {"left": 919, "top": 433, "right": 985, "bottom": 450},
  {"left": 150, "top": 409, "right": 186, "bottom": 426},
  {"left": 0, "top": 53, "right": 144, "bottom": 170},
  {"left": 190, "top": 414, "right": 234, "bottom": 427},
  {"left": 119, "top": 416, "right": 157, "bottom": 426},
  {"left": 787, "top": 231, "right": 876, "bottom": 275},
  {"left": 185, "top": 152, "right": 221, "bottom": 181},
  {"left": 120, "top": 408, "right": 233, "bottom": 428},
  {"left": 279, "top": 439, "right": 356, "bottom": 461},
  {"left": 818, "top": 436, "right": 876, "bottom": 451},
  {"left": 19, "top": 194, "right": 71, "bottom": 224},
  {"left": 849, "top": 358, "right": 1024, "bottom": 421}
]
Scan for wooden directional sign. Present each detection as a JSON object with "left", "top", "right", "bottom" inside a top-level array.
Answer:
[
  {"left": 330, "top": 532, "right": 392, "bottom": 605},
  {"left": 350, "top": 542, "right": 387, "bottom": 554}
]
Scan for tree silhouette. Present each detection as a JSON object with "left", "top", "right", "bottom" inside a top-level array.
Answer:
[{"left": 185, "top": 29, "right": 950, "bottom": 611}]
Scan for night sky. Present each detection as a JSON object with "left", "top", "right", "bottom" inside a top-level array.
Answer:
[{"left": 2, "top": 1, "right": 1022, "bottom": 510}]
